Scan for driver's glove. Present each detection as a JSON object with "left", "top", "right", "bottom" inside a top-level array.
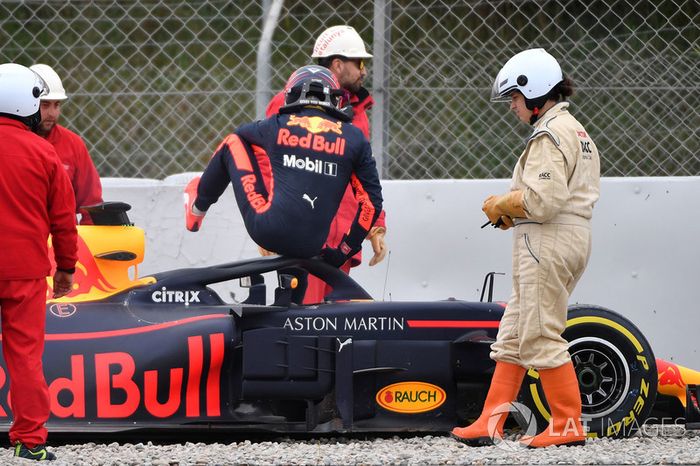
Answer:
[
  {"left": 320, "top": 239, "right": 359, "bottom": 268},
  {"left": 184, "top": 176, "right": 206, "bottom": 232}
]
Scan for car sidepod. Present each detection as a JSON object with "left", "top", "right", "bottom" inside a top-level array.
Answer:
[{"left": 236, "top": 299, "right": 504, "bottom": 432}]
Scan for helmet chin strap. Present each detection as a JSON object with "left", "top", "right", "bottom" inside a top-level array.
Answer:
[
  {"left": 28, "top": 110, "right": 43, "bottom": 132},
  {"left": 529, "top": 106, "right": 540, "bottom": 125}
]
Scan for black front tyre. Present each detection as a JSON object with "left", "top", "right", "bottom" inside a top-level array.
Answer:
[{"left": 520, "top": 305, "right": 657, "bottom": 439}]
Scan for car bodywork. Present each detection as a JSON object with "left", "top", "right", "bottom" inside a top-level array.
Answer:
[{"left": 11, "top": 252, "right": 507, "bottom": 434}]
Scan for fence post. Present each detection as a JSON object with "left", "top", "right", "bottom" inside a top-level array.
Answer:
[
  {"left": 372, "top": 0, "right": 392, "bottom": 178},
  {"left": 256, "top": 0, "right": 284, "bottom": 119}
]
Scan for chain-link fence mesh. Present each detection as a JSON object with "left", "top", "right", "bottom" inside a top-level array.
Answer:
[{"left": 1, "top": 0, "right": 698, "bottom": 179}]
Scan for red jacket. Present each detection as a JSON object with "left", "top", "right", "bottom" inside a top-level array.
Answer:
[
  {"left": 266, "top": 87, "right": 386, "bottom": 266},
  {"left": 44, "top": 124, "right": 103, "bottom": 222},
  {"left": 0, "top": 117, "right": 78, "bottom": 279}
]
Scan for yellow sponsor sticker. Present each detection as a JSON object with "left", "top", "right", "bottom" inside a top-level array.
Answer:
[{"left": 376, "top": 381, "right": 446, "bottom": 414}]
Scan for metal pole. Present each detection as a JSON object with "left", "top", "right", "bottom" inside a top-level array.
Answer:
[
  {"left": 372, "top": 0, "right": 391, "bottom": 178},
  {"left": 256, "top": 0, "right": 284, "bottom": 119}
]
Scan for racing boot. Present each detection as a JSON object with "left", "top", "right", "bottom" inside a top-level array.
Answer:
[
  {"left": 451, "top": 360, "right": 526, "bottom": 446},
  {"left": 184, "top": 176, "right": 206, "bottom": 232},
  {"left": 13, "top": 442, "right": 56, "bottom": 461},
  {"left": 522, "top": 361, "right": 586, "bottom": 448}
]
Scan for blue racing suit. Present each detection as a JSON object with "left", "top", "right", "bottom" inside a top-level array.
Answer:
[{"left": 194, "top": 107, "right": 383, "bottom": 261}]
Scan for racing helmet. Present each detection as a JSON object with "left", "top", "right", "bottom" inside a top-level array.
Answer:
[
  {"left": 311, "top": 25, "right": 373, "bottom": 59},
  {"left": 0, "top": 63, "right": 48, "bottom": 131},
  {"left": 30, "top": 63, "right": 68, "bottom": 101},
  {"left": 491, "top": 48, "right": 563, "bottom": 110},
  {"left": 279, "top": 65, "right": 349, "bottom": 120}
]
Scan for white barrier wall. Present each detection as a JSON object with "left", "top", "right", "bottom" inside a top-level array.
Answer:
[{"left": 103, "top": 176, "right": 700, "bottom": 368}]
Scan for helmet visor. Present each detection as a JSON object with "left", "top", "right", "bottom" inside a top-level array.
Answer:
[
  {"left": 31, "top": 71, "right": 49, "bottom": 99},
  {"left": 490, "top": 73, "right": 513, "bottom": 102}
]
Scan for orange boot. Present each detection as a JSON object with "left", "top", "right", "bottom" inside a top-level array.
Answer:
[
  {"left": 524, "top": 361, "right": 586, "bottom": 448},
  {"left": 451, "top": 361, "right": 526, "bottom": 446}
]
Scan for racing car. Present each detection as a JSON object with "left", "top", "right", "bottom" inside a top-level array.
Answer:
[{"left": 1, "top": 202, "right": 698, "bottom": 439}]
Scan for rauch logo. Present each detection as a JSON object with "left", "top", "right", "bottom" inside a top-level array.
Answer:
[{"left": 376, "top": 381, "right": 446, "bottom": 414}]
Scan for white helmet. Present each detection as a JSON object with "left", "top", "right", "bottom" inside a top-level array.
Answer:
[
  {"left": 0, "top": 63, "right": 48, "bottom": 130},
  {"left": 311, "top": 25, "right": 373, "bottom": 59},
  {"left": 29, "top": 63, "right": 68, "bottom": 101},
  {"left": 491, "top": 48, "right": 563, "bottom": 109}
]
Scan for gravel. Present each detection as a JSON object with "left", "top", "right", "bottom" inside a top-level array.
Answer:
[{"left": 3, "top": 427, "right": 700, "bottom": 465}]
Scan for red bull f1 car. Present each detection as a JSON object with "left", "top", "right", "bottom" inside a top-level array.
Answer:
[{"left": 2, "top": 202, "right": 698, "bottom": 438}]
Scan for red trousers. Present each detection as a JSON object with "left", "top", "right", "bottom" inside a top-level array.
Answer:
[
  {"left": 303, "top": 261, "right": 352, "bottom": 304},
  {"left": 0, "top": 279, "right": 50, "bottom": 448}
]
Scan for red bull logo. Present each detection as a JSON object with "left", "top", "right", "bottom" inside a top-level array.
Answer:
[
  {"left": 240, "top": 174, "right": 270, "bottom": 213},
  {"left": 658, "top": 359, "right": 685, "bottom": 388},
  {"left": 47, "top": 235, "right": 117, "bottom": 299},
  {"left": 288, "top": 115, "right": 342, "bottom": 135},
  {"left": 0, "top": 333, "right": 224, "bottom": 420},
  {"left": 47, "top": 226, "right": 155, "bottom": 303},
  {"left": 277, "top": 128, "right": 346, "bottom": 156},
  {"left": 655, "top": 358, "right": 700, "bottom": 408}
]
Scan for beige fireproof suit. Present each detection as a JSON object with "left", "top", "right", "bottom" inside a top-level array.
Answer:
[{"left": 490, "top": 102, "right": 601, "bottom": 369}]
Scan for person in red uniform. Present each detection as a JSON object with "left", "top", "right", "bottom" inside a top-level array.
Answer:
[
  {"left": 185, "top": 65, "right": 382, "bottom": 270},
  {"left": 0, "top": 63, "right": 78, "bottom": 461},
  {"left": 30, "top": 64, "right": 103, "bottom": 224},
  {"left": 266, "top": 25, "right": 387, "bottom": 303}
]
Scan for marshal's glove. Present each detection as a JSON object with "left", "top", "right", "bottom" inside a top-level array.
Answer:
[
  {"left": 498, "top": 215, "right": 514, "bottom": 230},
  {"left": 482, "top": 190, "right": 526, "bottom": 229}
]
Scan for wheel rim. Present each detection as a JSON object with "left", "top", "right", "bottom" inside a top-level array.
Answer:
[{"left": 568, "top": 336, "right": 630, "bottom": 418}]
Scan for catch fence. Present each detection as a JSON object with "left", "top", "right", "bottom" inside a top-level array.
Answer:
[{"left": 1, "top": 0, "right": 697, "bottom": 179}]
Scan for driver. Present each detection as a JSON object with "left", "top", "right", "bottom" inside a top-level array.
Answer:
[
  {"left": 184, "top": 65, "right": 383, "bottom": 268},
  {"left": 451, "top": 49, "right": 600, "bottom": 448}
]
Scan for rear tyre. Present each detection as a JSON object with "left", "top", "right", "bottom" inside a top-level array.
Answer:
[{"left": 520, "top": 305, "right": 657, "bottom": 439}]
